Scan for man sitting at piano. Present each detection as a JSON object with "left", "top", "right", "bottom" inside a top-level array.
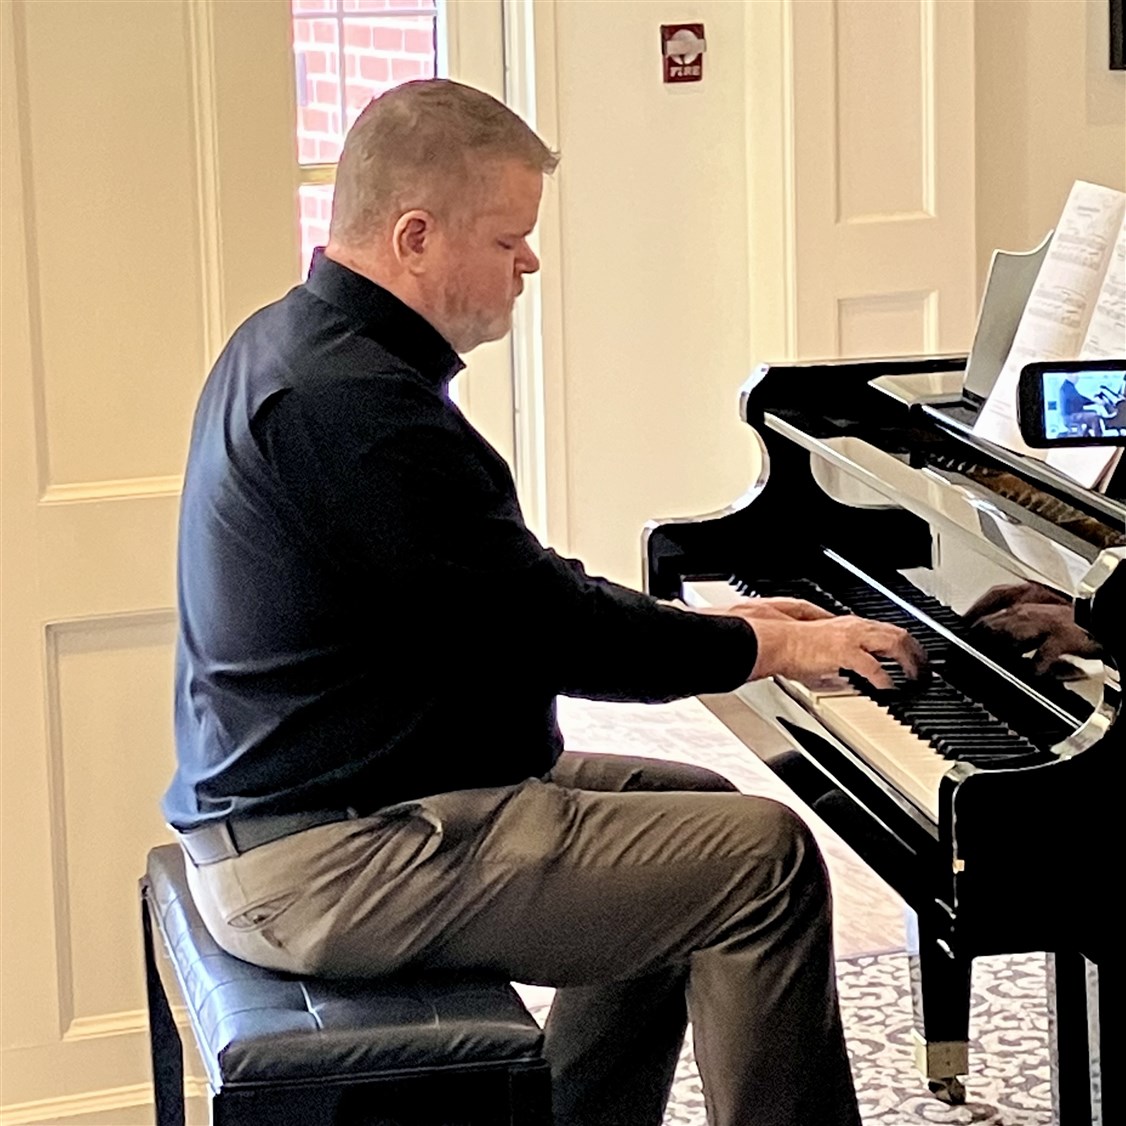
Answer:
[
  {"left": 1058, "top": 370, "right": 1105, "bottom": 436},
  {"left": 165, "top": 79, "right": 927, "bottom": 1126}
]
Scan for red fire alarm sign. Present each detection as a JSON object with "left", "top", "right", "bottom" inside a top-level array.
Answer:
[{"left": 660, "top": 24, "right": 705, "bottom": 84}]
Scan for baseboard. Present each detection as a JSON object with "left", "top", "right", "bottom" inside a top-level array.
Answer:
[{"left": 0, "top": 1078, "right": 208, "bottom": 1125}]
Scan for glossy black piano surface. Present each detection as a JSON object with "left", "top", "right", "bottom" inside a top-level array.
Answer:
[{"left": 644, "top": 356, "right": 1123, "bottom": 1123}]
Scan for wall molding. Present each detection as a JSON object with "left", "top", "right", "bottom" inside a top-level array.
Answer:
[
  {"left": 921, "top": 0, "right": 937, "bottom": 218},
  {"left": 0, "top": 1078, "right": 208, "bottom": 1126},
  {"left": 7, "top": 0, "right": 53, "bottom": 497},
  {"left": 744, "top": 0, "right": 798, "bottom": 361},
  {"left": 780, "top": 0, "right": 798, "bottom": 357},
  {"left": 62, "top": 1009, "right": 148, "bottom": 1043},
  {"left": 62, "top": 1002, "right": 191, "bottom": 1043},
  {"left": 41, "top": 475, "right": 183, "bottom": 505},
  {"left": 525, "top": 0, "right": 572, "bottom": 552},
  {"left": 184, "top": 0, "right": 227, "bottom": 364},
  {"left": 505, "top": 0, "right": 549, "bottom": 545}
]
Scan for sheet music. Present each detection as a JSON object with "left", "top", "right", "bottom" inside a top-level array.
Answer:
[
  {"left": 1055, "top": 211, "right": 1126, "bottom": 487},
  {"left": 1079, "top": 211, "right": 1126, "bottom": 359},
  {"left": 973, "top": 181, "right": 1126, "bottom": 489}
]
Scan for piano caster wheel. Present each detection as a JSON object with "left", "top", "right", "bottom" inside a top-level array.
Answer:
[{"left": 928, "top": 1076, "right": 966, "bottom": 1105}]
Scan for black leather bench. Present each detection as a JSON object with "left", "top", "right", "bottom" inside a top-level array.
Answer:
[{"left": 141, "top": 843, "right": 552, "bottom": 1125}]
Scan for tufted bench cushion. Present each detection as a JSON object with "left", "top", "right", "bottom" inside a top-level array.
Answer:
[{"left": 141, "top": 843, "right": 551, "bottom": 1124}]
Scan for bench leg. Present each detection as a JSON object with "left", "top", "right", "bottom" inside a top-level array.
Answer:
[
  {"left": 142, "top": 892, "right": 186, "bottom": 1126},
  {"left": 508, "top": 1062, "right": 553, "bottom": 1125}
]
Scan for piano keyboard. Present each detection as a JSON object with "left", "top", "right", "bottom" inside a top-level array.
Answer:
[{"left": 683, "top": 575, "right": 1056, "bottom": 822}]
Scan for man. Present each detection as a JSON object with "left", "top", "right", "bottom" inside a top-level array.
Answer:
[
  {"left": 166, "top": 79, "right": 925, "bottom": 1126},
  {"left": 1058, "top": 371, "right": 1103, "bottom": 436}
]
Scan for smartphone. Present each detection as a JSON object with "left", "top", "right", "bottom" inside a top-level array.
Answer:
[{"left": 1017, "top": 360, "right": 1126, "bottom": 447}]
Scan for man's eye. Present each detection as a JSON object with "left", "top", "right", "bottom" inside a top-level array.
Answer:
[{"left": 498, "top": 240, "right": 515, "bottom": 251}]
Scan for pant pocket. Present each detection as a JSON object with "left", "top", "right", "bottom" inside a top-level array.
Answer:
[
  {"left": 224, "top": 890, "right": 300, "bottom": 932},
  {"left": 411, "top": 785, "right": 519, "bottom": 855}
]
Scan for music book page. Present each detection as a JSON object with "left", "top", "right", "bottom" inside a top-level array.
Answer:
[
  {"left": 1057, "top": 209, "right": 1126, "bottom": 488},
  {"left": 973, "top": 180, "right": 1126, "bottom": 489}
]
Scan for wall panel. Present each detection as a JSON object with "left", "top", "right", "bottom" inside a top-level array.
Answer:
[
  {"left": 836, "top": 0, "right": 928, "bottom": 220},
  {"left": 46, "top": 614, "right": 178, "bottom": 1031},
  {"left": 19, "top": 0, "right": 206, "bottom": 490},
  {"left": 838, "top": 290, "right": 935, "bottom": 357}
]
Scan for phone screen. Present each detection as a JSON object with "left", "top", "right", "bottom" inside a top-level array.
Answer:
[{"left": 1019, "top": 361, "right": 1126, "bottom": 447}]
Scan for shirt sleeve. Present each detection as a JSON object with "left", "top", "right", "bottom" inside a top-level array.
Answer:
[{"left": 257, "top": 377, "right": 760, "bottom": 704}]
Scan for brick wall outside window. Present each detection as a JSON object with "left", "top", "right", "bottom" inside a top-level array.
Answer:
[{"left": 293, "top": 0, "right": 437, "bottom": 272}]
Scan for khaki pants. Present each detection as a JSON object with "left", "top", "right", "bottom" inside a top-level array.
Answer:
[{"left": 183, "top": 753, "right": 860, "bottom": 1126}]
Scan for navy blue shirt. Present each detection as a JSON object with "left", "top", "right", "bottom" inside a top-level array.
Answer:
[
  {"left": 1059, "top": 380, "right": 1095, "bottom": 416},
  {"left": 164, "top": 253, "right": 759, "bottom": 830}
]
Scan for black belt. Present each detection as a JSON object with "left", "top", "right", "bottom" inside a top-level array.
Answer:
[{"left": 176, "top": 808, "right": 360, "bottom": 865}]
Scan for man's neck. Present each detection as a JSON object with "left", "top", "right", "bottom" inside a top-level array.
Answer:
[
  {"left": 324, "top": 245, "right": 436, "bottom": 323},
  {"left": 323, "top": 244, "right": 401, "bottom": 300},
  {"left": 321, "top": 243, "right": 459, "bottom": 355}
]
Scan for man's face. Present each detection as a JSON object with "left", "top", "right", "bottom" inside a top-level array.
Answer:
[{"left": 428, "top": 160, "right": 543, "bottom": 354}]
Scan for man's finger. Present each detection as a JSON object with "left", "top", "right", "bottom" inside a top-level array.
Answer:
[
  {"left": 978, "top": 607, "right": 1054, "bottom": 646},
  {"left": 844, "top": 649, "right": 894, "bottom": 691},
  {"left": 964, "top": 581, "right": 1067, "bottom": 624},
  {"left": 863, "top": 622, "right": 928, "bottom": 681}
]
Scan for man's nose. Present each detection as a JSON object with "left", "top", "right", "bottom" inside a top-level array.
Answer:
[{"left": 518, "top": 244, "right": 540, "bottom": 275}]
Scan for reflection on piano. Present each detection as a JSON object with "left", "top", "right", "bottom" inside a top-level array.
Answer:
[{"left": 644, "top": 357, "right": 1123, "bottom": 1125}]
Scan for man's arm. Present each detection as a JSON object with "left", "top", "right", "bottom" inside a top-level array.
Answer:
[{"left": 270, "top": 383, "right": 926, "bottom": 700}]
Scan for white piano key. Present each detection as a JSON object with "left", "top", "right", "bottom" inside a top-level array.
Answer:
[
  {"left": 814, "top": 696, "right": 947, "bottom": 822},
  {"left": 682, "top": 578, "right": 746, "bottom": 609}
]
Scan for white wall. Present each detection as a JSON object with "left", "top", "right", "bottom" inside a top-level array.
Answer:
[
  {"left": 543, "top": 0, "right": 1126, "bottom": 591},
  {"left": 975, "top": 0, "right": 1126, "bottom": 283},
  {"left": 542, "top": 0, "right": 759, "bottom": 587}
]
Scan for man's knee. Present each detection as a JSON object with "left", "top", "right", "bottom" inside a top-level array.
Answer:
[
  {"left": 742, "top": 797, "right": 829, "bottom": 899},
  {"left": 552, "top": 751, "right": 738, "bottom": 794},
  {"left": 624, "top": 756, "right": 739, "bottom": 794}
]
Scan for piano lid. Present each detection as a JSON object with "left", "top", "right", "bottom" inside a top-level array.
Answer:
[{"left": 761, "top": 413, "right": 1121, "bottom": 596}]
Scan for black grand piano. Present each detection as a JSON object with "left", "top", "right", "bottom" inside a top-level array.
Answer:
[{"left": 644, "top": 356, "right": 1123, "bottom": 1125}]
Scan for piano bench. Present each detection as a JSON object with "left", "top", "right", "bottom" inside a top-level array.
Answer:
[{"left": 140, "top": 844, "right": 552, "bottom": 1126}]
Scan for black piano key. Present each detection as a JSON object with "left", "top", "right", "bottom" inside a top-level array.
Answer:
[{"left": 918, "top": 725, "right": 1007, "bottom": 740}]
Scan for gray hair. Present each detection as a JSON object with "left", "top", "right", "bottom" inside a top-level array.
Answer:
[{"left": 329, "top": 79, "right": 559, "bottom": 244}]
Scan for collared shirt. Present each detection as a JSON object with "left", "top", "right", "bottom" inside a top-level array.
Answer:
[{"left": 163, "top": 252, "right": 758, "bottom": 830}]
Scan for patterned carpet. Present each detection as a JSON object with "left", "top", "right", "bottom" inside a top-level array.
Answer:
[
  {"left": 839, "top": 953, "right": 1051, "bottom": 1126},
  {"left": 690, "top": 950, "right": 1050, "bottom": 1125},
  {"left": 520, "top": 950, "right": 1053, "bottom": 1126}
]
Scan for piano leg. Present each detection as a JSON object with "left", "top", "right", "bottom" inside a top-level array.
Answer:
[
  {"left": 1096, "top": 956, "right": 1115, "bottom": 1126},
  {"left": 1049, "top": 950, "right": 1101, "bottom": 1126},
  {"left": 906, "top": 912, "right": 970, "bottom": 1104}
]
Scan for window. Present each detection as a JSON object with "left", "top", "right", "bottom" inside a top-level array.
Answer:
[
  {"left": 291, "top": 0, "right": 438, "bottom": 272},
  {"left": 288, "top": 0, "right": 525, "bottom": 477}
]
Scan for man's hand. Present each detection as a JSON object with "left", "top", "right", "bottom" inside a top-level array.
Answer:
[
  {"left": 747, "top": 614, "right": 928, "bottom": 690},
  {"left": 691, "top": 596, "right": 835, "bottom": 623},
  {"left": 963, "top": 581, "right": 1101, "bottom": 676},
  {"left": 963, "top": 581, "right": 1068, "bottom": 621}
]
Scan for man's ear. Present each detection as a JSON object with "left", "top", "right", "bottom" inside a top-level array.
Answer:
[{"left": 391, "top": 209, "right": 435, "bottom": 274}]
